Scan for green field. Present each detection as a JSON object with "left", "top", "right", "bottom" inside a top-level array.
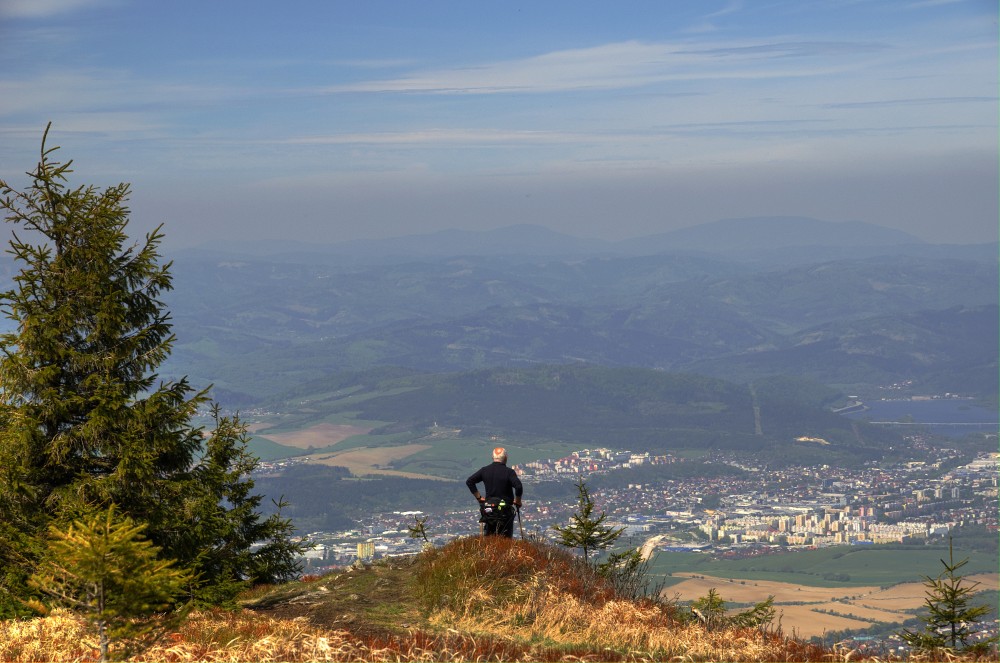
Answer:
[
  {"left": 647, "top": 544, "right": 999, "bottom": 588},
  {"left": 320, "top": 430, "right": 418, "bottom": 453},
  {"left": 248, "top": 405, "right": 582, "bottom": 479},
  {"left": 247, "top": 436, "right": 302, "bottom": 461}
]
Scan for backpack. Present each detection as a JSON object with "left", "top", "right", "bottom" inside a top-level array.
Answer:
[{"left": 479, "top": 497, "right": 515, "bottom": 535}]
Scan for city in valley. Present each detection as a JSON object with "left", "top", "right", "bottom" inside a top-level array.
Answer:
[
  {"left": 257, "top": 438, "right": 998, "bottom": 649},
  {"left": 262, "top": 444, "right": 997, "bottom": 563}
]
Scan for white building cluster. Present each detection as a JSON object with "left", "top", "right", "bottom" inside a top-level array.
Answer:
[
  {"left": 701, "top": 504, "right": 952, "bottom": 546},
  {"left": 519, "top": 447, "right": 677, "bottom": 478}
]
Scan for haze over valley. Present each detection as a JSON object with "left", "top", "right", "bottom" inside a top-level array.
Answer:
[
  {"left": 145, "top": 217, "right": 998, "bottom": 408},
  {"left": 133, "top": 214, "right": 1000, "bottom": 647}
]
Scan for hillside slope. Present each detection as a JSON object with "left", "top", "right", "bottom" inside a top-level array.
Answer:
[
  {"left": 0, "top": 537, "right": 832, "bottom": 662},
  {"left": 5, "top": 537, "right": 997, "bottom": 661}
]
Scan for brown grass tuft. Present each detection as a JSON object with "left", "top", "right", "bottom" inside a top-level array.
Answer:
[
  {"left": 418, "top": 537, "right": 837, "bottom": 661},
  {"left": 417, "top": 536, "right": 618, "bottom": 615}
]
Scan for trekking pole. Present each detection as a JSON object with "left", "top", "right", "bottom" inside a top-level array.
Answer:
[{"left": 516, "top": 505, "right": 524, "bottom": 539}]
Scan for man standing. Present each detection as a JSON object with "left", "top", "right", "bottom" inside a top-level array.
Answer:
[{"left": 466, "top": 447, "right": 523, "bottom": 537}]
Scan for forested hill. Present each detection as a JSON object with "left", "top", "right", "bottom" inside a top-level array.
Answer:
[{"left": 265, "top": 365, "right": 903, "bottom": 467}]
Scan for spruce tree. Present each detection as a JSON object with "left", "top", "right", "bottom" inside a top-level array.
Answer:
[
  {"left": 0, "top": 125, "right": 305, "bottom": 610},
  {"left": 690, "top": 587, "right": 775, "bottom": 632},
  {"left": 29, "top": 506, "right": 192, "bottom": 662},
  {"left": 178, "top": 406, "right": 308, "bottom": 604},
  {"left": 898, "top": 537, "right": 995, "bottom": 655},
  {"left": 552, "top": 479, "right": 624, "bottom": 563},
  {"left": 690, "top": 587, "right": 727, "bottom": 631},
  {"left": 0, "top": 452, "right": 41, "bottom": 617},
  {"left": 0, "top": 124, "right": 204, "bottom": 530}
]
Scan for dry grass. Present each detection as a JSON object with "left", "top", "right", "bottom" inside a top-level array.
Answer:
[
  {"left": 3, "top": 544, "right": 993, "bottom": 662},
  {"left": 0, "top": 610, "right": 96, "bottom": 662},
  {"left": 0, "top": 608, "right": 528, "bottom": 662},
  {"left": 418, "top": 537, "right": 829, "bottom": 661},
  {"left": 438, "top": 586, "right": 825, "bottom": 661}
]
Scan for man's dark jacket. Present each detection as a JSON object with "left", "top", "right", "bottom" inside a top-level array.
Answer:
[{"left": 466, "top": 462, "right": 523, "bottom": 502}]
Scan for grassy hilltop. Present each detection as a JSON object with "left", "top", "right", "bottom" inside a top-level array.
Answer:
[
  {"left": 2, "top": 537, "right": 837, "bottom": 662},
  {"left": 5, "top": 537, "right": 996, "bottom": 661}
]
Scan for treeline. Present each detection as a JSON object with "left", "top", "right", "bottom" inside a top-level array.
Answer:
[
  {"left": 588, "top": 460, "right": 747, "bottom": 489},
  {"left": 949, "top": 524, "right": 1000, "bottom": 554}
]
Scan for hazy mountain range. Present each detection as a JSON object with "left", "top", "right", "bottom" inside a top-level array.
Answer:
[
  {"left": 131, "top": 216, "right": 997, "bottom": 407},
  {"left": 1, "top": 216, "right": 994, "bottom": 408},
  {"left": 200, "top": 216, "right": 994, "bottom": 264}
]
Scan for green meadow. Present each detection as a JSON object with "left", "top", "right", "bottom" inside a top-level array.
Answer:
[{"left": 648, "top": 544, "right": 999, "bottom": 588}]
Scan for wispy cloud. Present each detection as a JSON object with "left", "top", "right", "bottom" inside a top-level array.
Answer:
[
  {"left": 823, "top": 96, "right": 998, "bottom": 109},
  {"left": 279, "top": 129, "right": 597, "bottom": 146},
  {"left": 322, "top": 39, "right": 882, "bottom": 95},
  {"left": 275, "top": 117, "right": 964, "bottom": 153},
  {"left": 0, "top": 70, "right": 255, "bottom": 117},
  {"left": 705, "top": 0, "right": 744, "bottom": 20},
  {"left": 0, "top": 1, "right": 988, "bottom": 246},
  {"left": 333, "top": 58, "right": 420, "bottom": 70},
  {"left": 0, "top": 0, "right": 117, "bottom": 19},
  {"left": 683, "top": 0, "right": 745, "bottom": 33},
  {"left": 677, "top": 41, "right": 885, "bottom": 59}
]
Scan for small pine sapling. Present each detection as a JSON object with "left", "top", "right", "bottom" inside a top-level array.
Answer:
[
  {"left": 691, "top": 588, "right": 775, "bottom": 632},
  {"left": 898, "top": 537, "right": 996, "bottom": 655},
  {"left": 408, "top": 515, "right": 431, "bottom": 543},
  {"left": 552, "top": 480, "right": 624, "bottom": 563},
  {"left": 29, "top": 506, "right": 192, "bottom": 662}
]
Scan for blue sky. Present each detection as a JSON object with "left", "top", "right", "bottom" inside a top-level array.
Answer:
[{"left": 1, "top": 0, "right": 996, "bottom": 248}]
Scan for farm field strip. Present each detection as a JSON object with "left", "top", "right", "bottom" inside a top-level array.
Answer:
[
  {"left": 303, "top": 444, "right": 457, "bottom": 481},
  {"left": 255, "top": 422, "right": 374, "bottom": 449},
  {"left": 666, "top": 572, "right": 999, "bottom": 639}
]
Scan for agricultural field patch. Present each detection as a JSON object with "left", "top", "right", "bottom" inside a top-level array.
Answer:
[
  {"left": 390, "top": 437, "right": 580, "bottom": 480},
  {"left": 649, "top": 545, "right": 998, "bottom": 587},
  {"left": 771, "top": 604, "right": 870, "bottom": 637},
  {"left": 668, "top": 573, "right": 870, "bottom": 604},
  {"left": 302, "top": 444, "right": 455, "bottom": 481},
  {"left": 860, "top": 572, "right": 997, "bottom": 611},
  {"left": 256, "top": 422, "right": 373, "bottom": 450}
]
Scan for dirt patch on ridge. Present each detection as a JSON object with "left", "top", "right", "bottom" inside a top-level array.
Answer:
[{"left": 246, "top": 556, "right": 430, "bottom": 639}]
